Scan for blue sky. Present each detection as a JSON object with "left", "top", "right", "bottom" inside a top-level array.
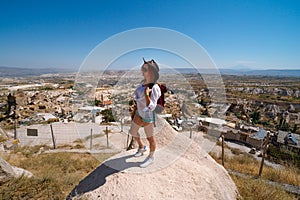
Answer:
[{"left": 0, "top": 0, "right": 300, "bottom": 70}]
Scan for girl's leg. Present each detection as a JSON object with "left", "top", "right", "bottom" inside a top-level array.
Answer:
[
  {"left": 147, "top": 136, "right": 156, "bottom": 158},
  {"left": 133, "top": 136, "right": 144, "bottom": 149},
  {"left": 144, "top": 123, "right": 156, "bottom": 158},
  {"left": 129, "top": 114, "right": 143, "bottom": 148}
]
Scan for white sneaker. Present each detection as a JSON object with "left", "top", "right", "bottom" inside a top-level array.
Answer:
[
  {"left": 140, "top": 156, "right": 154, "bottom": 168},
  {"left": 134, "top": 146, "right": 147, "bottom": 157}
]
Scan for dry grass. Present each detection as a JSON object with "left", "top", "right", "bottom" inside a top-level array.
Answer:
[
  {"left": 210, "top": 151, "right": 300, "bottom": 186},
  {"left": 12, "top": 144, "right": 51, "bottom": 158},
  {"left": 83, "top": 133, "right": 104, "bottom": 141},
  {"left": 0, "top": 135, "right": 8, "bottom": 143},
  {"left": 263, "top": 166, "right": 300, "bottom": 187},
  {"left": 210, "top": 146, "right": 300, "bottom": 199},
  {"left": 232, "top": 175, "right": 298, "bottom": 200},
  {"left": 0, "top": 146, "right": 115, "bottom": 200}
]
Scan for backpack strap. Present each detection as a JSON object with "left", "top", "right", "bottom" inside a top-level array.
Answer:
[{"left": 153, "top": 82, "right": 158, "bottom": 127}]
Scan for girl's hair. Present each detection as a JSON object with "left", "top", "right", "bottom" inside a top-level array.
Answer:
[{"left": 143, "top": 58, "right": 159, "bottom": 82}]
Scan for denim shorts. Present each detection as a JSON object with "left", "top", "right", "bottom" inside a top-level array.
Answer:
[{"left": 136, "top": 110, "right": 154, "bottom": 123}]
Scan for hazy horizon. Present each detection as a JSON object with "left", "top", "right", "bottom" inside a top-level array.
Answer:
[{"left": 1, "top": 64, "right": 300, "bottom": 71}]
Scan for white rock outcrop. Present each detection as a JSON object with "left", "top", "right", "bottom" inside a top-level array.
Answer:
[{"left": 68, "top": 118, "right": 238, "bottom": 200}]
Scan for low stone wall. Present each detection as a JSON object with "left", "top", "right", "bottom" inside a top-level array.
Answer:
[{"left": 246, "top": 137, "right": 263, "bottom": 149}]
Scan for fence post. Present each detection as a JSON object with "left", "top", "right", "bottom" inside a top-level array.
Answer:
[
  {"left": 106, "top": 126, "right": 109, "bottom": 147},
  {"left": 258, "top": 132, "right": 270, "bottom": 177},
  {"left": 13, "top": 109, "right": 17, "bottom": 140},
  {"left": 50, "top": 124, "right": 56, "bottom": 149},
  {"left": 126, "top": 133, "right": 130, "bottom": 149},
  {"left": 186, "top": 121, "right": 194, "bottom": 139},
  {"left": 121, "top": 118, "right": 124, "bottom": 132},
  {"left": 90, "top": 128, "right": 92, "bottom": 151},
  {"left": 222, "top": 134, "right": 225, "bottom": 166}
]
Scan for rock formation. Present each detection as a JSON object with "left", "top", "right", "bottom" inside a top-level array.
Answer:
[
  {"left": 68, "top": 118, "right": 238, "bottom": 200},
  {"left": 0, "top": 157, "right": 33, "bottom": 184}
]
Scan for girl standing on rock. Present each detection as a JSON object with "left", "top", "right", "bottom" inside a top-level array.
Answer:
[{"left": 129, "top": 58, "right": 161, "bottom": 168}]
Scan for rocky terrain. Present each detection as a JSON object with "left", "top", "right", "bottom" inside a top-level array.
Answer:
[{"left": 1, "top": 72, "right": 299, "bottom": 134}]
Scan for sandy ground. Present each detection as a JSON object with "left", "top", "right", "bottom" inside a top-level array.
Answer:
[{"left": 67, "top": 117, "right": 238, "bottom": 200}]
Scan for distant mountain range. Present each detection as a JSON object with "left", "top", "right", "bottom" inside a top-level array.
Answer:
[
  {"left": 169, "top": 68, "right": 300, "bottom": 77},
  {"left": 0, "top": 66, "right": 75, "bottom": 77},
  {"left": 1, "top": 66, "right": 299, "bottom": 77},
  {"left": 219, "top": 68, "right": 300, "bottom": 77}
]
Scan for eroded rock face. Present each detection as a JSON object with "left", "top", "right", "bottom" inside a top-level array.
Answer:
[
  {"left": 0, "top": 157, "right": 33, "bottom": 184},
  {"left": 68, "top": 118, "right": 239, "bottom": 200}
]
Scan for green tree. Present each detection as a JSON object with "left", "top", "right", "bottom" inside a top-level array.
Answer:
[
  {"left": 94, "top": 99, "right": 102, "bottom": 106},
  {"left": 101, "top": 109, "right": 115, "bottom": 122},
  {"left": 250, "top": 110, "right": 260, "bottom": 124},
  {"left": 278, "top": 118, "right": 289, "bottom": 131},
  {"left": 292, "top": 124, "right": 298, "bottom": 133}
]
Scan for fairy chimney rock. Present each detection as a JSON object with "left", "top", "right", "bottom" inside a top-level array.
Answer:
[{"left": 68, "top": 117, "right": 238, "bottom": 199}]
